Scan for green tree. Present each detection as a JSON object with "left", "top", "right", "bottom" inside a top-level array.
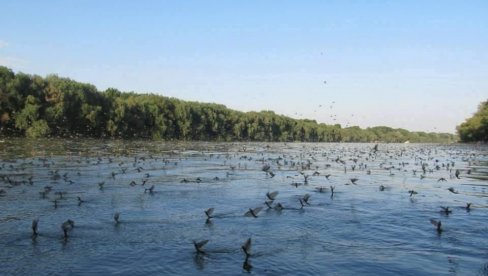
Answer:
[
  {"left": 0, "top": 66, "right": 457, "bottom": 143},
  {"left": 457, "top": 100, "right": 488, "bottom": 142}
]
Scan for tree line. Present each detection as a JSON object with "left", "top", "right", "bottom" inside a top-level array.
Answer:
[
  {"left": 0, "top": 66, "right": 456, "bottom": 143},
  {"left": 457, "top": 100, "right": 488, "bottom": 142}
]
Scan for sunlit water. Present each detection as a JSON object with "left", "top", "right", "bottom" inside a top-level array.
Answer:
[{"left": 1, "top": 139, "right": 487, "bottom": 275}]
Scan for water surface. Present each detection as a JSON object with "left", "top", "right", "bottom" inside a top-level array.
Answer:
[{"left": 1, "top": 139, "right": 487, "bottom": 275}]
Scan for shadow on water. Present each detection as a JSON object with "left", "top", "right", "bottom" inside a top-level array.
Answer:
[{"left": 479, "top": 262, "right": 488, "bottom": 276}]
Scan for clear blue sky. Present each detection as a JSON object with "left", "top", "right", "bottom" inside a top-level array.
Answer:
[{"left": 1, "top": 0, "right": 487, "bottom": 133}]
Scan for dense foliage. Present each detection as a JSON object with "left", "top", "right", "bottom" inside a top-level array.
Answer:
[
  {"left": 0, "top": 66, "right": 455, "bottom": 142},
  {"left": 457, "top": 100, "right": 488, "bottom": 142}
]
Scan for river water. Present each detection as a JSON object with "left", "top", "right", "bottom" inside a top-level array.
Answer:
[{"left": 0, "top": 139, "right": 487, "bottom": 275}]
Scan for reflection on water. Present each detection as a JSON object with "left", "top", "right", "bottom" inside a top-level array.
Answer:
[{"left": 0, "top": 139, "right": 487, "bottom": 275}]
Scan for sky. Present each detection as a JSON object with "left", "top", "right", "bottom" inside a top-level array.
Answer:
[{"left": 1, "top": 0, "right": 487, "bottom": 134}]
